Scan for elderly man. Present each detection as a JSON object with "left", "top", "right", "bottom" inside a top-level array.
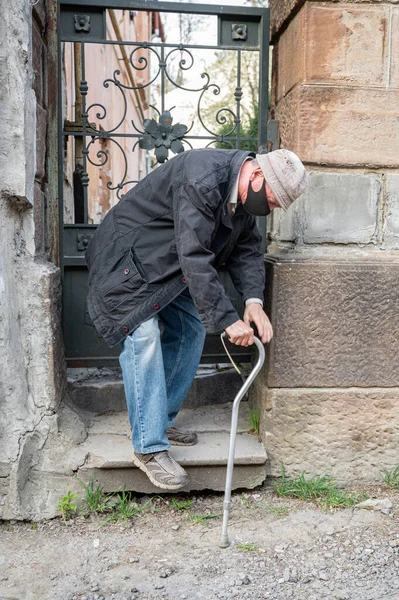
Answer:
[{"left": 86, "top": 148, "right": 308, "bottom": 491}]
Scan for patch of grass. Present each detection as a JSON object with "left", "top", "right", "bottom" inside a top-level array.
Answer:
[
  {"left": 77, "top": 477, "right": 111, "bottom": 515},
  {"left": 30, "top": 521, "right": 38, "bottom": 530},
  {"left": 58, "top": 491, "right": 78, "bottom": 521},
  {"left": 189, "top": 512, "right": 222, "bottom": 526},
  {"left": 381, "top": 465, "right": 399, "bottom": 489},
  {"left": 103, "top": 490, "right": 145, "bottom": 523},
  {"left": 240, "top": 495, "right": 252, "bottom": 509},
  {"left": 274, "top": 464, "right": 367, "bottom": 508},
  {"left": 246, "top": 407, "right": 260, "bottom": 435},
  {"left": 236, "top": 542, "right": 257, "bottom": 552},
  {"left": 170, "top": 498, "right": 193, "bottom": 511},
  {"left": 261, "top": 503, "right": 290, "bottom": 517}
]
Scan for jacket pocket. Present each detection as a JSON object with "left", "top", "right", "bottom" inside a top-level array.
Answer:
[{"left": 96, "top": 250, "right": 146, "bottom": 311}]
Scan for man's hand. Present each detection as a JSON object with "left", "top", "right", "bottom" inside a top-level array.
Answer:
[
  {"left": 225, "top": 320, "right": 254, "bottom": 347},
  {"left": 243, "top": 303, "right": 273, "bottom": 344}
]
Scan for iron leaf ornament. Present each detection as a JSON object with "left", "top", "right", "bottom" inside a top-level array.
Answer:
[{"left": 139, "top": 110, "right": 188, "bottom": 163}]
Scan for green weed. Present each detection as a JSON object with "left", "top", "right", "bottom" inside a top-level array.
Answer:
[
  {"left": 189, "top": 512, "right": 222, "bottom": 526},
  {"left": 240, "top": 495, "right": 252, "bottom": 509},
  {"left": 381, "top": 465, "right": 399, "bottom": 489},
  {"left": 103, "top": 490, "right": 148, "bottom": 523},
  {"left": 30, "top": 521, "right": 38, "bottom": 530},
  {"left": 77, "top": 477, "right": 111, "bottom": 515},
  {"left": 170, "top": 498, "right": 193, "bottom": 511},
  {"left": 261, "top": 503, "right": 289, "bottom": 517},
  {"left": 246, "top": 407, "right": 260, "bottom": 435},
  {"left": 274, "top": 464, "right": 367, "bottom": 508},
  {"left": 236, "top": 542, "right": 257, "bottom": 552},
  {"left": 58, "top": 491, "right": 78, "bottom": 520}
]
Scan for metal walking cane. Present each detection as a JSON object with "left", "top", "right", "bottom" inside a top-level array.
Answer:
[{"left": 219, "top": 334, "right": 265, "bottom": 548}]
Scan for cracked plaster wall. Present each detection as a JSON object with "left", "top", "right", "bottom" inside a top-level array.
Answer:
[{"left": 0, "top": 0, "right": 83, "bottom": 520}]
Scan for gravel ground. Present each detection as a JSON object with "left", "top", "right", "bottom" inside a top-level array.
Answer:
[{"left": 1, "top": 485, "right": 399, "bottom": 600}]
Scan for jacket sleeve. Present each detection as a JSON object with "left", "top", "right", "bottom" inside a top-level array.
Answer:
[
  {"left": 224, "top": 219, "right": 265, "bottom": 303},
  {"left": 174, "top": 183, "right": 240, "bottom": 333}
]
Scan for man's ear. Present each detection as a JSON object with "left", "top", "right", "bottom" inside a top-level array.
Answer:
[{"left": 252, "top": 166, "right": 264, "bottom": 180}]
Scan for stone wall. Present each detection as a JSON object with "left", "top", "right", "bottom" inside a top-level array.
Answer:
[
  {"left": 0, "top": 0, "right": 83, "bottom": 520},
  {"left": 259, "top": 0, "right": 399, "bottom": 484}
]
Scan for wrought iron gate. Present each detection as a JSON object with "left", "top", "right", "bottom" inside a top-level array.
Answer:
[{"left": 58, "top": 0, "right": 275, "bottom": 367}]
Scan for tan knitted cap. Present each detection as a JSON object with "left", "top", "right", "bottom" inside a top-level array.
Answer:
[{"left": 256, "top": 150, "right": 308, "bottom": 211}]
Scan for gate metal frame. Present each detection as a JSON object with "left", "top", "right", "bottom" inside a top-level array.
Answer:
[{"left": 58, "top": 0, "right": 273, "bottom": 367}]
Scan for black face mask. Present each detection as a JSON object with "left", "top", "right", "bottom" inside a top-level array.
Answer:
[{"left": 242, "top": 179, "right": 270, "bottom": 216}]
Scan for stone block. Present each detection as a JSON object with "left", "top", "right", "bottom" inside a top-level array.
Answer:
[
  {"left": 76, "top": 428, "right": 266, "bottom": 493},
  {"left": 267, "top": 201, "right": 297, "bottom": 244},
  {"left": 266, "top": 255, "right": 399, "bottom": 387},
  {"left": 269, "top": 0, "right": 399, "bottom": 40},
  {"left": 67, "top": 369, "right": 243, "bottom": 413},
  {"left": 269, "top": 0, "right": 304, "bottom": 40},
  {"left": 274, "top": 85, "right": 399, "bottom": 167},
  {"left": 263, "top": 388, "right": 399, "bottom": 484},
  {"left": 389, "top": 8, "right": 399, "bottom": 88},
  {"left": 301, "top": 172, "right": 380, "bottom": 244},
  {"left": 77, "top": 464, "right": 266, "bottom": 495},
  {"left": 275, "top": 7, "right": 305, "bottom": 101},
  {"left": 385, "top": 174, "right": 399, "bottom": 248},
  {"left": 305, "top": 5, "right": 389, "bottom": 88}
]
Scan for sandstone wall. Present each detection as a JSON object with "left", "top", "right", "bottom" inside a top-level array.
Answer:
[{"left": 260, "top": 0, "right": 399, "bottom": 483}]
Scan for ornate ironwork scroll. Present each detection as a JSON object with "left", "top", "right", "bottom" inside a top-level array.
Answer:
[{"left": 69, "top": 38, "right": 259, "bottom": 207}]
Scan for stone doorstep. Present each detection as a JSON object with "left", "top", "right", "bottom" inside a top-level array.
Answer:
[
  {"left": 80, "top": 431, "right": 267, "bottom": 469},
  {"left": 88, "top": 402, "right": 252, "bottom": 436},
  {"left": 75, "top": 403, "right": 267, "bottom": 493},
  {"left": 67, "top": 368, "right": 244, "bottom": 412}
]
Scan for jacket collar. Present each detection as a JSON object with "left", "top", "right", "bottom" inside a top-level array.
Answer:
[
  {"left": 224, "top": 150, "right": 255, "bottom": 204},
  {"left": 221, "top": 150, "right": 255, "bottom": 229}
]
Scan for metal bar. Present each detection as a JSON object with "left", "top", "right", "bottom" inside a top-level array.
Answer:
[
  {"left": 81, "top": 43, "right": 89, "bottom": 224},
  {"left": 235, "top": 50, "right": 241, "bottom": 150},
  {"left": 58, "top": 1, "right": 64, "bottom": 276},
  {"left": 66, "top": 353, "right": 253, "bottom": 368},
  {"left": 219, "top": 336, "right": 265, "bottom": 548},
  {"left": 256, "top": 9, "right": 270, "bottom": 255},
  {"left": 160, "top": 45, "right": 165, "bottom": 114},
  {"left": 60, "top": 0, "right": 267, "bottom": 18},
  {"left": 63, "top": 257, "right": 91, "bottom": 266},
  {"left": 60, "top": 38, "right": 261, "bottom": 52},
  {"left": 258, "top": 10, "right": 269, "bottom": 148},
  {"left": 64, "top": 223, "right": 98, "bottom": 229},
  {"left": 266, "top": 119, "right": 280, "bottom": 152},
  {"left": 63, "top": 131, "right": 258, "bottom": 141},
  {"left": 73, "top": 42, "right": 85, "bottom": 223}
]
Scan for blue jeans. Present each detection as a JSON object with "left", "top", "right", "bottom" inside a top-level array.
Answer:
[{"left": 119, "top": 290, "right": 206, "bottom": 454}]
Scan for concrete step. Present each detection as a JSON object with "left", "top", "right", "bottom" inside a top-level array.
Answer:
[
  {"left": 67, "top": 366, "right": 245, "bottom": 412},
  {"left": 76, "top": 403, "right": 267, "bottom": 494}
]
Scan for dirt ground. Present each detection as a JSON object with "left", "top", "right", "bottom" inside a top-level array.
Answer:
[{"left": 1, "top": 484, "right": 399, "bottom": 600}]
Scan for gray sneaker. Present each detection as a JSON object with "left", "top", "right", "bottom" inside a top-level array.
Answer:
[
  {"left": 166, "top": 427, "right": 198, "bottom": 446},
  {"left": 132, "top": 450, "right": 189, "bottom": 490}
]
